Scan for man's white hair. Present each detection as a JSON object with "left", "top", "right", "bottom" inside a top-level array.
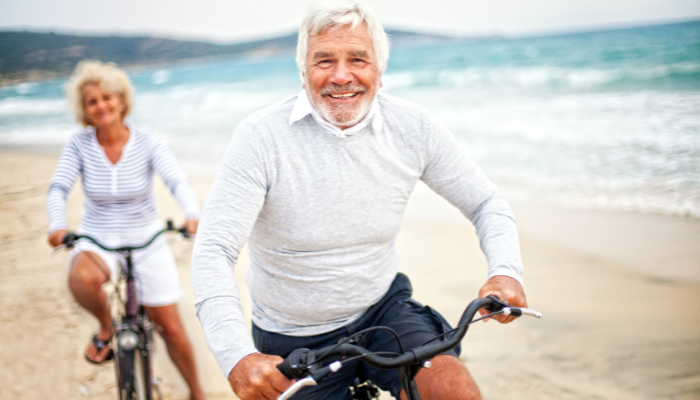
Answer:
[{"left": 296, "top": 0, "right": 390, "bottom": 76}]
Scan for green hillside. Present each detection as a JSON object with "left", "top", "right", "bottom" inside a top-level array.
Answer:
[{"left": 0, "top": 29, "right": 460, "bottom": 84}]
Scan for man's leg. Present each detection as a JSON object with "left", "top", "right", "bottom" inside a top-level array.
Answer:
[
  {"left": 68, "top": 251, "right": 112, "bottom": 363},
  {"left": 356, "top": 274, "right": 481, "bottom": 400},
  {"left": 399, "top": 355, "right": 481, "bottom": 400},
  {"left": 145, "top": 304, "right": 205, "bottom": 400}
]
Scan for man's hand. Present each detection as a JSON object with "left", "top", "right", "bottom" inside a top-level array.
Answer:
[
  {"left": 185, "top": 218, "right": 199, "bottom": 235},
  {"left": 48, "top": 229, "right": 68, "bottom": 248},
  {"left": 229, "top": 353, "right": 294, "bottom": 400},
  {"left": 478, "top": 275, "right": 527, "bottom": 324}
]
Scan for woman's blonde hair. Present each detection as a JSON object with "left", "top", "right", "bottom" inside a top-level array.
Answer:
[{"left": 65, "top": 60, "right": 134, "bottom": 127}]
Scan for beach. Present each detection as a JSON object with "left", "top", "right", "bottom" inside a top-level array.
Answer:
[{"left": 0, "top": 148, "right": 698, "bottom": 400}]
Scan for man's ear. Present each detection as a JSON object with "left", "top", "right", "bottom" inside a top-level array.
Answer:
[{"left": 302, "top": 72, "right": 307, "bottom": 90}]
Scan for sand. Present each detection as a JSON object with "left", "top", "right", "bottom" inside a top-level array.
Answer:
[{"left": 0, "top": 149, "right": 698, "bottom": 400}]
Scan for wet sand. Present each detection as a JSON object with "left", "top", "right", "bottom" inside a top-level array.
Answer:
[{"left": 0, "top": 149, "right": 698, "bottom": 399}]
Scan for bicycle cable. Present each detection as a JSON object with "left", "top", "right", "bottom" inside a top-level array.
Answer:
[
  {"left": 71, "top": 229, "right": 188, "bottom": 314},
  {"left": 417, "top": 310, "right": 505, "bottom": 347},
  {"left": 315, "top": 325, "right": 405, "bottom": 365},
  {"left": 82, "top": 250, "right": 112, "bottom": 280},
  {"left": 76, "top": 230, "right": 186, "bottom": 282},
  {"left": 336, "top": 351, "right": 401, "bottom": 365},
  {"left": 131, "top": 232, "right": 186, "bottom": 266}
]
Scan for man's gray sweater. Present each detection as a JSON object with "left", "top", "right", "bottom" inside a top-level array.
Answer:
[{"left": 192, "top": 92, "right": 523, "bottom": 377}]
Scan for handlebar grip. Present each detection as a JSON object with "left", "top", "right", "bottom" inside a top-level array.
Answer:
[
  {"left": 62, "top": 232, "right": 79, "bottom": 249},
  {"left": 485, "top": 295, "right": 509, "bottom": 312},
  {"left": 277, "top": 359, "right": 297, "bottom": 380},
  {"left": 276, "top": 348, "right": 316, "bottom": 380}
]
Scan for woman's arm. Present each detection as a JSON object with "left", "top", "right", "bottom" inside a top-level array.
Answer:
[
  {"left": 46, "top": 136, "right": 82, "bottom": 244},
  {"left": 149, "top": 132, "right": 201, "bottom": 225}
]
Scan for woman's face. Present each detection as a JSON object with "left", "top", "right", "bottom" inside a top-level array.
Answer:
[{"left": 82, "top": 83, "right": 125, "bottom": 128}]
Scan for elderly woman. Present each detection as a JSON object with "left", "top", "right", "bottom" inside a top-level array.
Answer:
[{"left": 46, "top": 61, "right": 204, "bottom": 400}]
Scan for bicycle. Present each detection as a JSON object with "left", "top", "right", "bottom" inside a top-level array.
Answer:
[
  {"left": 275, "top": 295, "right": 542, "bottom": 400},
  {"left": 51, "top": 220, "right": 190, "bottom": 400}
]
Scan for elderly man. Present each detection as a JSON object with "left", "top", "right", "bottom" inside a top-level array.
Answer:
[{"left": 192, "top": 1, "right": 526, "bottom": 399}]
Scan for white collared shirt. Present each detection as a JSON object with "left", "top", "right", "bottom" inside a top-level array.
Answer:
[{"left": 289, "top": 90, "right": 383, "bottom": 138}]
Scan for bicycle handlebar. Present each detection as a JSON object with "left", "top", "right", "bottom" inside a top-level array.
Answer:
[
  {"left": 276, "top": 296, "right": 542, "bottom": 384},
  {"left": 52, "top": 219, "right": 190, "bottom": 254}
]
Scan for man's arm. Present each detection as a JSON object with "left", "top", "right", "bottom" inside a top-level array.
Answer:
[
  {"left": 191, "top": 122, "right": 292, "bottom": 395},
  {"left": 419, "top": 115, "right": 526, "bottom": 323}
]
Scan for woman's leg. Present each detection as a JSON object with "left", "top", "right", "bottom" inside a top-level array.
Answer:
[
  {"left": 68, "top": 251, "right": 112, "bottom": 363},
  {"left": 145, "top": 304, "right": 205, "bottom": 400}
]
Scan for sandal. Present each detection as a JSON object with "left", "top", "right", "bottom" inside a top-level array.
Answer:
[{"left": 85, "top": 334, "right": 114, "bottom": 365}]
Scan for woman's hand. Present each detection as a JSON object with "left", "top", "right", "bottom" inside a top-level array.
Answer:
[
  {"left": 185, "top": 218, "right": 199, "bottom": 235},
  {"left": 48, "top": 229, "right": 68, "bottom": 248}
]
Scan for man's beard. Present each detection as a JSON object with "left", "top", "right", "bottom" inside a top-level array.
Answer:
[{"left": 307, "top": 81, "right": 377, "bottom": 128}]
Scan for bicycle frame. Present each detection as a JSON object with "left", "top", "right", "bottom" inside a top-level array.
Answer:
[
  {"left": 113, "top": 250, "right": 155, "bottom": 400},
  {"left": 55, "top": 222, "right": 188, "bottom": 400}
]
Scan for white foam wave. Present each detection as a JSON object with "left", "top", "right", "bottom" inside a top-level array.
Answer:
[
  {"left": 151, "top": 70, "right": 171, "bottom": 85},
  {"left": 0, "top": 97, "right": 66, "bottom": 116},
  {"left": 499, "top": 172, "right": 700, "bottom": 219},
  {"left": 0, "top": 124, "right": 75, "bottom": 145},
  {"left": 130, "top": 84, "right": 298, "bottom": 135},
  {"left": 383, "top": 63, "right": 700, "bottom": 91}
]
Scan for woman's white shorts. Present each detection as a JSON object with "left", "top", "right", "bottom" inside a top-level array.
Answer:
[{"left": 67, "top": 221, "right": 184, "bottom": 307}]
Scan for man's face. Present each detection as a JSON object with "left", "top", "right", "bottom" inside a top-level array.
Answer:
[{"left": 304, "top": 23, "right": 381, "bottom": 129}]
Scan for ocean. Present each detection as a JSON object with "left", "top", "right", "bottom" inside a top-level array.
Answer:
[{"left": 1, "top": 21, "right": 699, "bottom": 218}]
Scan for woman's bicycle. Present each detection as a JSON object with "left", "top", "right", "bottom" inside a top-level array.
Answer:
[
  {"left": 275, "top": 295, "right": 542, "bottom": 400},
  {"left": 51, "top": 221, "right": 190, "bottom": 400}
]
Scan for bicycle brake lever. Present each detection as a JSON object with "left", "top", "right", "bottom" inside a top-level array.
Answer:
[
  {"left": 277, "top": 376, "right": 318, "bottom": 400},
  {"left": 518, "top": 308, "right": 543, "bottom": 318},
  {"left": 49, "top": 244, "right": 67, "bottom": 256},
  {"left": 501, "top": 306, "right": 543, "bottom": 319}
]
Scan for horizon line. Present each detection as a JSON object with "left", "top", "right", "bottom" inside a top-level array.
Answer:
[{"left": 1, "top": 16, "right": 698, "bottom": 46}]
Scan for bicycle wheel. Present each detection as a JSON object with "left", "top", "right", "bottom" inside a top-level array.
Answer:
[{"left": 115, "top": 342, "right": 151, "bottom": 399}]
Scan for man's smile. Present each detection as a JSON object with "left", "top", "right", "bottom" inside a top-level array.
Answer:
[{"left": 327, "top": 92, "right": 360, "bottom": 99}]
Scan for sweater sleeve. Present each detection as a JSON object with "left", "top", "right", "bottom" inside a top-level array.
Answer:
[
  {"left": 191, "top": 122, "right": 269, "bottom": 377},
  {"left": 419, "top": 116, "right": 524, "bottom": 286},
  {"left": 149, "top": 133, "right": 201, "bottom": 219},
  {"left": 46, "top": 135, "right": 82, "bottom": 233}
]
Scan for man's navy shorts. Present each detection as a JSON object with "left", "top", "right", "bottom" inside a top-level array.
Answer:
[{"left": 252, "top": 273, "right": 461, "bottom": 399}]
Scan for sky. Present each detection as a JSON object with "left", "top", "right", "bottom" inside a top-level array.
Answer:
[{"left": 1, "top": 0, "right": 699, "bottom": 43}]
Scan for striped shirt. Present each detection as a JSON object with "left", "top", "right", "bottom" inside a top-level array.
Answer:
[{"left": 47, "top": 123, "right": 200, "bottom": 234}]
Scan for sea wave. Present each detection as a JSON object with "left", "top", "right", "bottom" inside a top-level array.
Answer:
[
  {"left": 0, "top": 97, "right": 66, "bottom": 116},
  {"left": 0, "top": 125, "right": 75, "bottom": 145},
  {"left": 498, "top": 171, "right": 700, "bottom": 218},
  {"left": 383, "top": 63, "right": 700, "bottom": 91}
]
